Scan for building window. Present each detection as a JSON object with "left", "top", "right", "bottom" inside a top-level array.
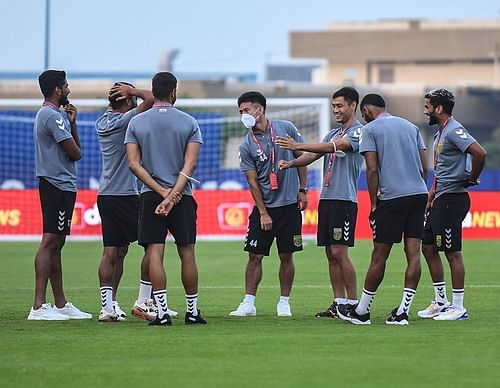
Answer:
[{"left": 379, "top": 67, "right": 394, "bottom": 83}]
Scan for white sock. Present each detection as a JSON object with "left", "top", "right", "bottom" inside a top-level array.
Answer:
[
  {"left": 153, "top": 289, "right": 168, "bottom": 318},
  {"left": 346, "top": 298, "right": 358, "bottom": 305},
  {"left": 335, "top": 297, "right": 347, "bottom": 305},
  {"left": 433, "top": 281, "right": 448, "bottom": 305},
  {"left": 356, "top": 289, "right": 376, "bottom": 315},
  {"left": 186, "top": 293, "right": 198, "bottom": 316},
  {"left": 396, "top": 288, "right": 416, "bottom": 315},
  {"left": 452, "top": 288, "right": 464, "bottom": 310},
  {"left": 138, "top": 280, "right": 152, "bottom": 303},
  {"left": 244, "top": 294, "right": 256, "bottom": 305},
  {"left": 100, "top": 286, "right": 113, "bottom": 313},
  {"left": 279, "top": 296, "right": 289, "bottom": 304}
]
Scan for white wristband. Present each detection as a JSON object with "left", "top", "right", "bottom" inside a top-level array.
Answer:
[{"left": 179, "top": 171, "right": 200, "bottom": 184}]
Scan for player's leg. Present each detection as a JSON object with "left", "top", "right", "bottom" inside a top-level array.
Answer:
[
  {"left": 230, "top": 206, "right": 273, "bottom": 317},
  {"left": 98, "top": 246, "right": 121, "bottom": 322},
  {"left": 434, "top": 193, "right": 470, "bottom": 321},
  {"left": 275, "top": 204, "right": 302, "bottom": 317},
  {"left": 168, "top": 195, "right": 206, "bottom": 324}
]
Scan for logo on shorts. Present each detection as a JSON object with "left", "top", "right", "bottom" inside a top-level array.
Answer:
[
  {"left": 333, "top": 228, "right": 342, "bottom": 241},
  {"left": 435, "top": 235, "right": 442, "bottom": 247},
  {"left": 293, "top": 235, "right": 302, "bottom": 247}
]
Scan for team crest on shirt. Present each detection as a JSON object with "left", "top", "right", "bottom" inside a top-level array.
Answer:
[
  {"left": 333, "top": 228, "right": 342, "bottom": 241},
  {"left": 437, "top": 142, "right": 443, "bottom": 153},
  {"left": 293, "top": 235, "right": 302, "bottom": 247},
  {"left": 435, "top": 235, "right": 442, "bottom": 247}
]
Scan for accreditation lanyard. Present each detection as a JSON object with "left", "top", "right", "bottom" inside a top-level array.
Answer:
[
  {"left": 251, "top": 122, "right": 276, "bottom": 172},
  {"left": 42, "top": 101, "right": 59, "bottom": 111},
  {"left": 252, "top": 122, "right": 279, "bottom": 190},
  {"left": 432, "top": 117, "right": 451, "bottom": 190},
  {"left": 324, "top": 125, "right": 349, "bottom": 187}
]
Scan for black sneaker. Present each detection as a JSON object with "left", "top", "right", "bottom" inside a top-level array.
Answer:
[
  {"left": 385, "top": 308, "right": 409, "bottom": 326},
  {"left": 343, "top": 304, "right": 371, "bottom": 325},
  {"left": 315, "top": 302, "right": 338, "bottom": 318},
  {"left": 148, "top": 314, "right": 172, "bottom": 326},
  {"left": 185, "top": 309, "right": 207, "bottom": 325},
  {"left": 336, "top": 303, "right": 356, "bottom": 321}
]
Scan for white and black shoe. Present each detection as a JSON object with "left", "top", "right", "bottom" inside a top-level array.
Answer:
[{"left": 385, "top": 308, "right": 409, "bottom": 325}]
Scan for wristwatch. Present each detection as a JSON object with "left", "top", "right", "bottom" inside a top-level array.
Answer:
[{"left": 299, "top": 188, "right": 308, "bottom": 194}]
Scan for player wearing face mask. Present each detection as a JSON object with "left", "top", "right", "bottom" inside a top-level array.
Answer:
[{"left": 229, "top": 91, "right": 308, "bottom": 318}]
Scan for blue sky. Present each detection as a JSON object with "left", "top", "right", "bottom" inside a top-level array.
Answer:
[{"left": 1, "top": 0, "right": 499, "bottom": 78}]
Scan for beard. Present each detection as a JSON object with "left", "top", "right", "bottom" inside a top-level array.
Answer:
[
  {"left": 59, "top": 94, "right": 70, "bottom": 106},
  {"left": 428, "top": 114, "right": 439, "bottom": 126}
]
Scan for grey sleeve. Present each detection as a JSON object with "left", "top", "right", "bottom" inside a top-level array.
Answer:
[
  {"left": 124, "top": 120, "right": 138, "bottom": 145},
  {"left": 417, "top": 130, "right": 427, "bottom": 150},
  {"left": 359, "top": 126, "right": 376, "bottom": 154},
  {"left": 239, "top": 143, "right": 255, "bottom": 172},
  {"left": 347, "top": 127, "right": 362, "bottom": 152},
  {"left": 447, "top": 127, "right": 476, "bottom": 153},
  {"left": 189, "top": 120, "right": 203, "bottom": 144},
  {"left": 287, "top": 122, "right": 305, "bottom": 144},
  {"left": 46, "top": 112, "right": 72, "bottom": 144}
]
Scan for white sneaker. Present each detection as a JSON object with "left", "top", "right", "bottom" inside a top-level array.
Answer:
[
  {"left": 27, "top": 303, "right": 70, "bottom": 321},
  {"left": 277, "top": 301, "right": 292, "bottom": 317},
  {"left": 417, "top": 300, "right": 451, "bottom": 318},
  {"left": 433, "top": 306, "right": 469, "bottom": 321},
  {"left": 54, "top": 302, "right": 92, "bottom": 320},
  {"left": 113, "top": 301, "right": 126, "bottom": 321},
  {"left": 229, "top": 302, "right": 256, "bottom": 316},
  {"left": 98, "top": 309, "right": 119, "bottom": 322},
  {"left": 132, "top": 299, "right": 179, "bottom": 321}
]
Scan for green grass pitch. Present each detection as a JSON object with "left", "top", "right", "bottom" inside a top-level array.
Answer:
[{"left": 1, "top": 240, "right": 500, "bottom": 387}]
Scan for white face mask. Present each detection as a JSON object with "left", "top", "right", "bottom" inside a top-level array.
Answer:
[{"left": 240, "top": 107, "right": 261, "bottom": 129}]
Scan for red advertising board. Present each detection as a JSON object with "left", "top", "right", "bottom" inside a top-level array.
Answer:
[{"left": 1, "top": 190, "right": 499, "bottom": 239}]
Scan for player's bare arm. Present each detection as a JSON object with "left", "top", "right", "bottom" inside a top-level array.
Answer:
[
  {"left": 364, "top": 151, "right": 379, "bottom": 212},
  {"left": 156, "top": 142, "right": 201, "bottom": 216},
  {"left": 245, "top": 170, "right": 273, "bottom": 231}
]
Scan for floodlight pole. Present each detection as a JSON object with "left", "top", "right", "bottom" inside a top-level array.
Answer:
[{"left": 44, "top": 0, "right": 51, "bottom": 70}]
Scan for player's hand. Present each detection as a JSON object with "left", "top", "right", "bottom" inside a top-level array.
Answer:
[
  {"left": 276, "top": 135, "right": 298, "bottom": 150},
  {"left": 278, "top": 160, "right": 292, "bottom": 170},
  {"left": 260, "top": 213, "right": 273, "bottom": 231},
  {"left": 64, "top": 104, "right": 77, "bottom": 124},
  {"left": 297, "top": 192, "right": 308, "bottom": 210},
  {"left": 109, "top": 84, "right": 134, "bottom": 101},
  {"left": 463, "top": 178, "right": 480, "bottom": 188},
  {"left": 155, "top": 199, "right": 175, "bottom": 217}
]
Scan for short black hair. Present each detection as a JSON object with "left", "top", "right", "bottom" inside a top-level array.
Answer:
[
  {"left": 109, "top": 81, "right": 135, "bottom": 110},
  {"left": 360, "top": 93, "right": 386, "bottom": 110},
  {"left": 152, "top": 72, "right": 177, "bottom": 100},
  {"left": 424, "top": 88, "right": 455, "bottom": 115},
  {"left": 237, "top": 91, "right": 267, "bottom": 111},
  {"left": 332, "top": 87, "right": 359, "bottom": 110},
  {"left": 38, "top": 70, "right": 66, "bottom": 98}
]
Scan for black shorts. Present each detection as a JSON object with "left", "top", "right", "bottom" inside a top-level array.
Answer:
[
  {"left": 138, "top": 191, "right": 197, "bottom": 246},
  {"left": 38, "top": 177, "right": 76, "bottom": 235},
  {"left": 369, "top": 194, "right": 427, "bottom": 244},
  {"left": 244, "top": 204, "right": 303, "bottom": 256},
  {"left": 97, "top": 195, "right": 139, "bottom": 247},
  {"left": 317, "top": 200, "right": 357, "bottom": 247},
  {"left": 422, "top": 193, "right": 470, "bottom": 252}
]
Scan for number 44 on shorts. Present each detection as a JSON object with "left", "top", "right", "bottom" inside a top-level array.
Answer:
[{"left": 247, "top": 239, "right": 258, "bottom": 247}]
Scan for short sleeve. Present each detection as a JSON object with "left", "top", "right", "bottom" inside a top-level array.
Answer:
[
  {"left": 417, "top": 130, "right": 426, "bottom": 151},
  {"left": 347, "top": 126, "right": 362, "bottom": 152},
  {"left": 239, "top": 142, "right": 255, "bottom": 172},
  {"left": 189, "top": 120, "right": 203, "bottom": 144},
  {"left": 45, "top": 112, "right": 72, "bottom": 144},
  {"left": 446, "top": 127, "right": 476, "bottom": 153},
  {"left": 124, "top": 119, "right": 138, "bottom": 145},
  {"left": 359, "top": 125, "right": 376, "bottom": 154}
]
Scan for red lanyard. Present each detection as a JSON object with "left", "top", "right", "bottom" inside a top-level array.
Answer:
[
  {"left": 325, "top": 125, "right": 349, "bottom": 173},
  {"left": 42, "top": 101, "right": 59, "bottom": 110},
  {"left": 251, "top": 122, "right": 276, "bottom": 172},
  {"left": 432, "top": 117, "right": 451, "bottom": 190},
  {"left": 153, "top": 102, "right": 173, "bottom": 108}
]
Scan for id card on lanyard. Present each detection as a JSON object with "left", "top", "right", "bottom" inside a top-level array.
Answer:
[{"left": 252, "top": 122, "right": 278, "bottom": 190}]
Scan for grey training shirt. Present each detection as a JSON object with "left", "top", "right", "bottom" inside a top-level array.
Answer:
[
  {"left": 124, "top": 105, "right": 203, "bottom": 195},
  {"left": 96, "top": 108, "right": 138, "bottom": 195},
  {"left": 239, "top": 119, "right": 304, "bottom": 208},
  {"left": 34, "top": 105, "right": 77, "bottom": 192},
  {"left": 320, "top": 120, "right": 364, "bottom": 202},
  {"left": 433, "top": 117, "right": 476, "bottom": 198},
  {"left": 359, "top": 113, "right": 428, "bottom": 200}
]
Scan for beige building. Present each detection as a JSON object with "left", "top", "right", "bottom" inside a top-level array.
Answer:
[{"left": 290, "top": 19, "right": 500, "bottom": 87}]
